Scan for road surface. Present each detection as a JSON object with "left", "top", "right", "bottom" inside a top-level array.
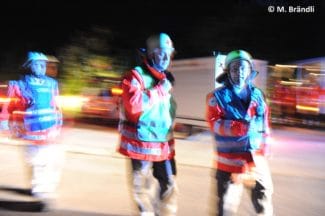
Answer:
[{"left": 0, "top": 123, "right": 324, "bottom": 215}]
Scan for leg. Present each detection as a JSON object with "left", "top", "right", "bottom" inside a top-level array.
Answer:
[
  {"left": 250, "top": 155, "right": 274, "bottom": 216},
  {"left": 216, "top": 170, "right": 243, "bottom": 216},
  {"left": 131, "top": 159, "right": 155, "bottom": 215},
  {"left": 153, "top": 158, "right": 177, "bottom": 216},
  {"left": 25, "top": 144, "right": 64, "bottom": 197},
  {"left": 25, "top": 143, "right": 65, "bottom": 210}
]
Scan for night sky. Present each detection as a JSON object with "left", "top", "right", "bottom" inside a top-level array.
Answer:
[{"left": 1, "top": 0, "right": 324, "bottom": 74}]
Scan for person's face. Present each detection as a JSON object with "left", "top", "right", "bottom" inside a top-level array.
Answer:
[
  {"left": 30, "top": 60, "right": 47, "bottom": 77},
  {"left": 228, "top": 59, "right": 251, "bottom": 88},
  {"left": 151, "top": 48, "right": 172, "bottom": 72}
]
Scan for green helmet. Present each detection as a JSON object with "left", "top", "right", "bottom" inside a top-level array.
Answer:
[
  {"left": 216, "top": 50, "right": 257, "bottom": 84},
  {"left": 224, "top": 50, "right": 253, "bottom": 70}
]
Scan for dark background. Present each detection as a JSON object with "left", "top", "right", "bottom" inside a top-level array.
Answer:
[{"left": 1, "top": 0, "right": 324, "bottom": 71}]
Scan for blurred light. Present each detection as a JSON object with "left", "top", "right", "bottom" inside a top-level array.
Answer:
[
  {"left": 275, "top": 64, "right": 298, "bottom": 68},
  {"left": 280, "top": 81, "right": 303, "bottom": 86},
  {"left": 0, "top": 97, "right": 18, "bottom": 103},
  {"left": 306, "top": 68, "right": 325, "bottom": 72},
  {"left": 56, "top": 96, "right": 89, "bottom": 110},
  {"left": 0, "top": 97, "right": 10, "bottom": 103},
  {"left": 111, "top": 87, "right": 123, "bottom": 96},
  {"left": 296, "top": 105, "right": 319, "bottom": 113}
]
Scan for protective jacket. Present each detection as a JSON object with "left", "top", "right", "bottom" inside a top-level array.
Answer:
[
  {"left": 118, "top": 61, "right": 176, "bottom": 161},
  {"left": 0, "top": 74, "right": 62, "bottom": 144},
  {"left": 206, "top": 82, "right": 270, "bottom": 173}
]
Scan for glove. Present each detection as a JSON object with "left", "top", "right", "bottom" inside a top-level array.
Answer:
[
  {"left": 231, "top": 172, "right": 256, "bottom": 188},
  {"left": 231, "top": 120, "right": 249, "bottom": 136},
  {"left": 20, "top": 90, "right": 35, "bottom": 108},
  {"left": 262, "top": 136, "right": 273, "bottom": 159},
  {"left": 0, "top": 120, "right": 9, "bottom": 131},
  {"left": 158, "top": 78, "right": 172, "bottom": 94},
  {"left": 16, "top": 80, "right": 34, "bottom": 108}
]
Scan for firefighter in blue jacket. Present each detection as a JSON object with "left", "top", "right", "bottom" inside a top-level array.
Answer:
[
  {"left": 206, "top": 50, "right": 274, "bottom": 216},
  {"left": 0, "top": 52, "right": 64, "bottom": 211}
]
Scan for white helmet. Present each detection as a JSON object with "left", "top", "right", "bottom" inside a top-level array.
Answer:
[
  {"left": 146, "top": 33, "right": 174, "bottom": 55},
  {"left": 23, "top": 51, "right": 48, "bottom": 68}
]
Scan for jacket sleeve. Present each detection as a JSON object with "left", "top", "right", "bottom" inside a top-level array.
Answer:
[
  {"left": 261, "top": 103, "right": 272, "bottom": 156},
  {"left": 121, "top": 69, "right": 171, "bottom": 115},
  {"left": 251, "top": 89, "right": 272, "bottom": 155},
  {"left": 205, "top": 92, "right": 223, "bottom": 131},
  {"left": 52, "top": 80, "right": 63, "bottom": 127},
  {"left": 206, "top": 91, "right": 249, "bottom": 136},
  {"left": 0, "top": 81, "right": 18, "bottom": 131}
]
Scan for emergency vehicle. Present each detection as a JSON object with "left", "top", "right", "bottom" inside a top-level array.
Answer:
[{"left": 268, "top": 62, "right": 325, "bottom": 128}]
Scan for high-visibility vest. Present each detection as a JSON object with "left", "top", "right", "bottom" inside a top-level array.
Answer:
[
  {"left": 118, "top": 65, "right": 176, "bottom": 161},
  {"left": 4, "top": 75, "right": 62, "bottom": 144}
]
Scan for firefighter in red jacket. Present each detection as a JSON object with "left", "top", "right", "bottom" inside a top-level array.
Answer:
[
  {"left": 0, "top": 52, "right": 63, "bottom": 211},
  {"left": 206, "top": 50, "right": 274, "bottom": 216},
  {"left": 118, "top": 33, "right": 177, "bottom": 216}
]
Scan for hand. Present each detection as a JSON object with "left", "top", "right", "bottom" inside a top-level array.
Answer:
[
  {"left": 231, "top": 120, "right": 249, "bottom": 136},
  {"left": 21, "top": 93, "right": 35, "bottom": 107},
  {"left": 262, "top": 136, "right": 273, "bottom": 159},
  {"left": 231, "top": 172, "right": 256, "bottom": 188},
  {"left": 159, "top": 78, "right": 172, "bottom": 93},
  {"left": 0, "top": 120, "right": 9, "bottom": 131}
]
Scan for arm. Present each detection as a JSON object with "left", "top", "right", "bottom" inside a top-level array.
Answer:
[
  {"left": 122, "top": 69, "right": 172, "bottom": 115},
  {"left": 205, "top": 92, "right": 223, "bottom": 131},
  {"left": 261, "top": 103, "right": 272, "bottom": 156},
  {"left": 0, "top": 82, "right": 18, "bottom": 131},
  {"left": 52, "top": 80, "right": 63, "bottom": 127},
  {"left": 206, "top": 91, "right": 249, "bottom": 136},
  {"left": 251, "top": 89, "right": 272, "bottom": 156}
]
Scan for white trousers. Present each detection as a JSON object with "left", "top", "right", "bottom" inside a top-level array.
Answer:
[{"left": 25, "top": 143, "right": 65, "bottom": 199}]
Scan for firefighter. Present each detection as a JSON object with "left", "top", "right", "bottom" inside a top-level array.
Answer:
[
  {"left": 118, "top": 33, "right": 177, "bottom": 216},
  {"left": 0, "top": 51, "right": 64, "bottom": 211},
  {"left": 206, "top": 50, "right": 274, "bottom": 215}
]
